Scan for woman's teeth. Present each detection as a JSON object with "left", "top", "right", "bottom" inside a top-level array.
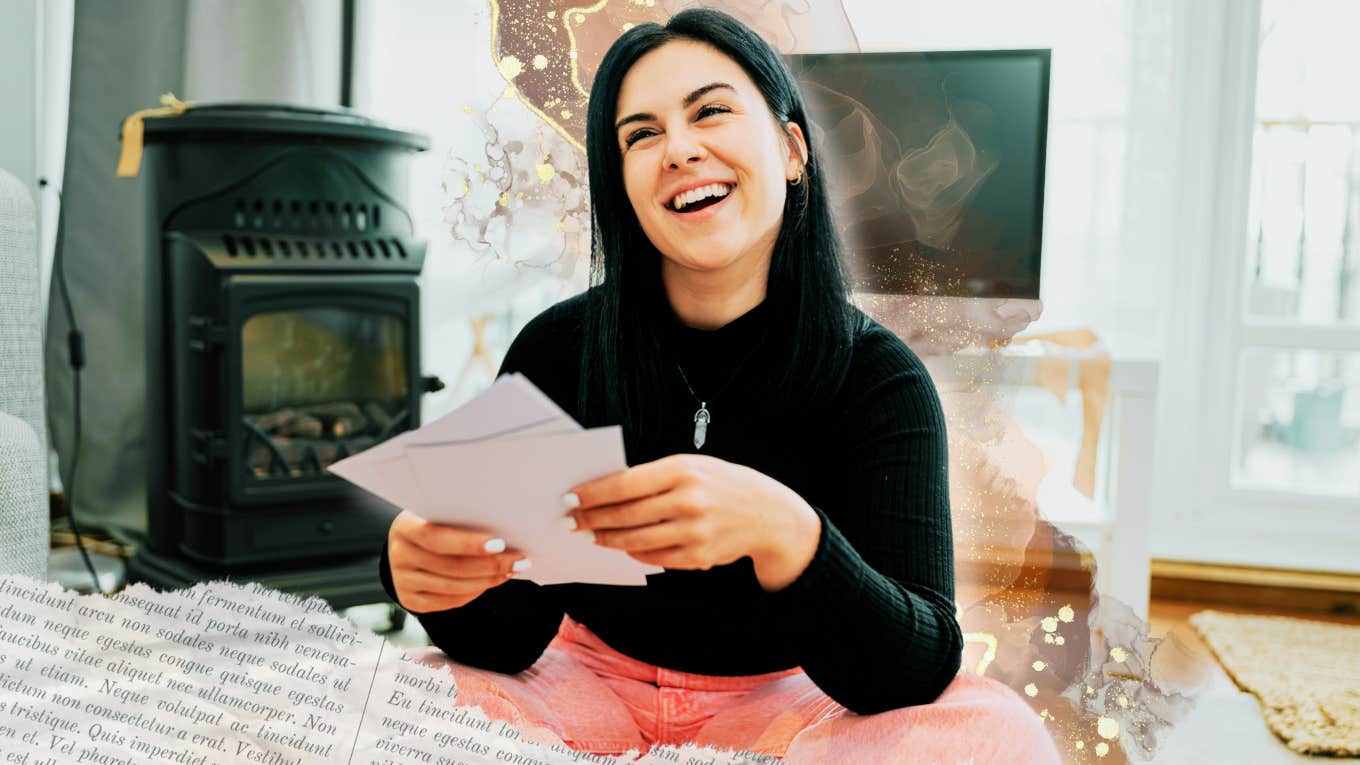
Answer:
[{"left": 672, "top": 183, "right": 732, "bottom": 211}]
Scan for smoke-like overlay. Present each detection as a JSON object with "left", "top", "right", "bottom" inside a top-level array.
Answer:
[{"left": 432, "top": 2, "right": 1203, "bottom": 761}]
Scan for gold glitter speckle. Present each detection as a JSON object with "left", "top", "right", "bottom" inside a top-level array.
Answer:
[
  {"left": 1032, "top": 660, "right": 1047, "bottom": 671},
  {"left": 498, "top": 56, "right": 524, "bottom": 80},
  {"left": 1055, "top": 636, "right": 1065, "bottom": 645},
  {"left": 535, "top": 163, "right": 555, "bottom": 183},
  {"left": 497, "top": 191, "right": 510, "bottom": 207},
  {"left": 1117, "top": 695, "right": 1129, "bottom": 708},
  {"left": 963, "top": 631, "right": 998, "bottom": 676},
  {"left": 1043, "top": 634, "right": 1056, "bottom": 644},
  {"left": 1096, "top": 742, "right": 1110, "bottom": 757},
  {"left": 1024, "top": 683, "right": 1038, "bottom": 697},
  {"left": 1110, "top": 646, "right": 1128, "bottom": 663},
  {"left": 1075, "top": 741, "right": 1085, "bottom": 751},
  {"left": 462, "top": 105, "right": 472, "bottom": 113},
  {"left": 1059, "top": 604, "right": 1075, "bottom": 622},
  {"left": 533, "top": 54, "right": 548, "bottom": 70},
  {"left": 560, "top": 109, "right": 572, "bottom": 119},
  {"left": 1097, "top": 717, "right": 1120, "bottom": 739},
  {"left": 1041, "top": 617, "right": 1059, "bottom": 632},
  {"left": 546, "top": 10, "right": 555, "bottom": 19}
]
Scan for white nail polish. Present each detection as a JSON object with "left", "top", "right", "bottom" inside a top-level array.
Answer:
[
  {"left": 561, "top": 492, "right": 580, "bottom": 509},
  {"left": 559, "top": 516, "right": 578, "bottom": 531},
  {"left": 483, "top": 538, "right": 506, "bottom": 554},
  {"left": 512, "top": 559, "right": 533, "bottom": 572}
]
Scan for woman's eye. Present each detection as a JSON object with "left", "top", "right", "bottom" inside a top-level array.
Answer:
[
  {"left": 622, "top": 106, "right": 730, "bottom": 148},
  {"left": 624, "top": 129, "right": 656, "bottom": 147}
]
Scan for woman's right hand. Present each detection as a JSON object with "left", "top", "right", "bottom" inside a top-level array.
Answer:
[{"left": 387, "top": 510, "right": 531, "bottom": 613}]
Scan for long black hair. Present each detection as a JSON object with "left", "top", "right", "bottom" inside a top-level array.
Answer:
[{"left": 579, "top": 7, "right": 860, "bottom": 447}]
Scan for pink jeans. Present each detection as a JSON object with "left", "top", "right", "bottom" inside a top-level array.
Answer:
[{"left": 421, "top": 615, "right": 1060, "bottom": 763}]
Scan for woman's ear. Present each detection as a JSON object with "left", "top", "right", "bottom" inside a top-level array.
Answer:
[{"left": 783, "top": 120, "right": 809, "bottom": 175}]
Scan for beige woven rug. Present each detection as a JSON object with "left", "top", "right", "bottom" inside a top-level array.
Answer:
[{"left": 1189, "top": 610, "right": 1360, "bottom": 756}]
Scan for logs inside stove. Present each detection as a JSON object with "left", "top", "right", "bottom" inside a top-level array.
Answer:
[{"left": 243, "top": 401, "right": 400, "bottom": 479}]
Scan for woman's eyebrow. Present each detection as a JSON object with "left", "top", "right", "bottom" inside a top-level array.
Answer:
[{"left": 614, "top": 82, "right": 737, "bottom": 132}]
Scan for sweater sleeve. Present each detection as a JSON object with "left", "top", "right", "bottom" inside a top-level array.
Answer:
[
  {"left": 375, "top": 301, "right": 577, "bottom": 674},
  {"left": 767, "top": 327, "right": 963, "bottom": 714}
]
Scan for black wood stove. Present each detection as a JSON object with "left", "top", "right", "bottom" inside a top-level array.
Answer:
[{"left": 127, "top": 103, "right": 434, "bottom": 604}]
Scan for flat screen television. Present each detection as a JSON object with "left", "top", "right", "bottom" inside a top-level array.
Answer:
[{"left": 785, "top": 49, "right": 1050, "bottom": 299}]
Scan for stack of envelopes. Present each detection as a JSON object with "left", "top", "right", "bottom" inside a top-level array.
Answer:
[{"left": 329, "top": 374, "right": 661, "bottom": 585}]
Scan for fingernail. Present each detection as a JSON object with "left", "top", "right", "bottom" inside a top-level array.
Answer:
[
  {"left": 559, "top": 516, "right": 578, "bottom": 531},
  {"left": 561, "top": 492, "right": 580, "bottom": 509},
  {"left": 512, "top": 559, "right": 533, "bottom": 572},
  {"left": 583, "top": 530, "right": 596, "bottom": 544},
  {"left": 483, "top": 538, "right": 506, "bottom": 553}
]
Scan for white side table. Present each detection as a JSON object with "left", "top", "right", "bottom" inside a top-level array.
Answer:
[{"left": 927, "top": 348, "right": 1160, "bottom": 621}]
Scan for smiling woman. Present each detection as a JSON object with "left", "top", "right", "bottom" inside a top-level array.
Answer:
[
  {"left": 379, "top": 8, "right": 1059, "bottom": 763},
  {"left": 612, "top": 44, "right": 807, "bottom": 329}
]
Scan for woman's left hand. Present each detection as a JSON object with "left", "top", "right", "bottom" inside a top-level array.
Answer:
[{"left": 561, "top": 454, "right": 822, "bottom": 591}]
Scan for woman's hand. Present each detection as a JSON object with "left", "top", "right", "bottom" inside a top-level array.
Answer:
[
  {"left": 561, "top": 455, "right": 822, "bottom": 592},
  {"left": 387, "top": 510, "right": 531, "bottom": 613}
]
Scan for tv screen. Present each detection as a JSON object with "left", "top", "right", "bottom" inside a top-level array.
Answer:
[{"left": 785, "top": 49, "right": 1050, "bottom": 299}]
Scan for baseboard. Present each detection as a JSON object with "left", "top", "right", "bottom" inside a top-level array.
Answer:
[
  {"left": 1151, "top": 559, "right": 1360, "bottom": 616},
  {"left": 957, "top": 547, "right": 1360, "bottom": 617}
]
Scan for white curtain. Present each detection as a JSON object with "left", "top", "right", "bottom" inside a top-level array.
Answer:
[{"left": 184, "top": 0, "right": 342, "bottom": 107}]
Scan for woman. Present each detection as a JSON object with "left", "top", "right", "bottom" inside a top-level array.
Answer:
[{"left": 381, "top": 8, "right": 1058, "bottom": 762}]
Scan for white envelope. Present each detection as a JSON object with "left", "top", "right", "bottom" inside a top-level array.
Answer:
[
  {"left": 403, "top": 426, "right": 662, "bottom": 586},
  {"left": 368, "top": 419, "right": 579, "bottom": 511},
  {"left": 328, "top": 374, "right": 576, "bottom": 496},
  {"left": 328, "top": 373, "right": 659, "bottom": 586}
]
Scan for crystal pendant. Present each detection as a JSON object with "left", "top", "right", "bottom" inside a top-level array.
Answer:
[{"left": 693, "top": 405, "right": 710, "bottom": 449}]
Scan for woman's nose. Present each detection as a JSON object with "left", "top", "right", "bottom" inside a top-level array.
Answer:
[{"left": 663, "top": 128, "right": 706, "bottom": 169}]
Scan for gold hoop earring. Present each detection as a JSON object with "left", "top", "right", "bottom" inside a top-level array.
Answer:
[{"left": 789, "top": 169, "right": 804, "bottom": 186}]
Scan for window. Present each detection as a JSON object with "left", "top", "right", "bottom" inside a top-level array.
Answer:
[
  {"left": 1163, "top": 0, "right": 1360, "bottom": 571},
  {"left": 1232, "top": 0, "right": 1360, "bottom": 499}
]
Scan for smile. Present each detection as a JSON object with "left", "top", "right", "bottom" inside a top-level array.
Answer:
[{"left": 665, "top": 183, "right": 735, "bottom": 222}]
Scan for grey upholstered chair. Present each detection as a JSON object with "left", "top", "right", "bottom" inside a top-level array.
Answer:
[{"left": 0, "top": 168, "right": 50, "bottom": 579}]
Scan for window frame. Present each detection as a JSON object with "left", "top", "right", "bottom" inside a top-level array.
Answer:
[{"left": 1151, "top": 0, "right": 1360, "bottom": 572}]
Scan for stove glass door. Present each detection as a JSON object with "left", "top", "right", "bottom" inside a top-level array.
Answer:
[{"left": 240, "top": 307, "right": 408, "bottom": 482}]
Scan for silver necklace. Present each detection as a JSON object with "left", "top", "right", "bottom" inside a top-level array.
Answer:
[
  {"left": 673, "top": 345, "right": 762, "bottom": 450},
  {"left": 670, "top": 303, "right": 771, "bottom": 449},
  {"left": 674, "top": 362, "right": 715, "bottom": 449}
]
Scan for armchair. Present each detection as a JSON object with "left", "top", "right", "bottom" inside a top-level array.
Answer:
[{"left": 0, "top": 169, "right": 50, "bottom": 578}]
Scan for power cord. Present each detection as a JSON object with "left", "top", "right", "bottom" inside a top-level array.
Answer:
[{"left": 40, "top": 176, "right": 102, "bottom": 594}]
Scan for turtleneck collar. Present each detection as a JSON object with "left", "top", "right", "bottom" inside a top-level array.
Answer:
[{"left": 663, "top": 297, "right": 774, "bottom": 352}]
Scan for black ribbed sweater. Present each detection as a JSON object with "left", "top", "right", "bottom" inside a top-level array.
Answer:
[{"left": 379, "top": 291, "right": 962, "bottom": 714}]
